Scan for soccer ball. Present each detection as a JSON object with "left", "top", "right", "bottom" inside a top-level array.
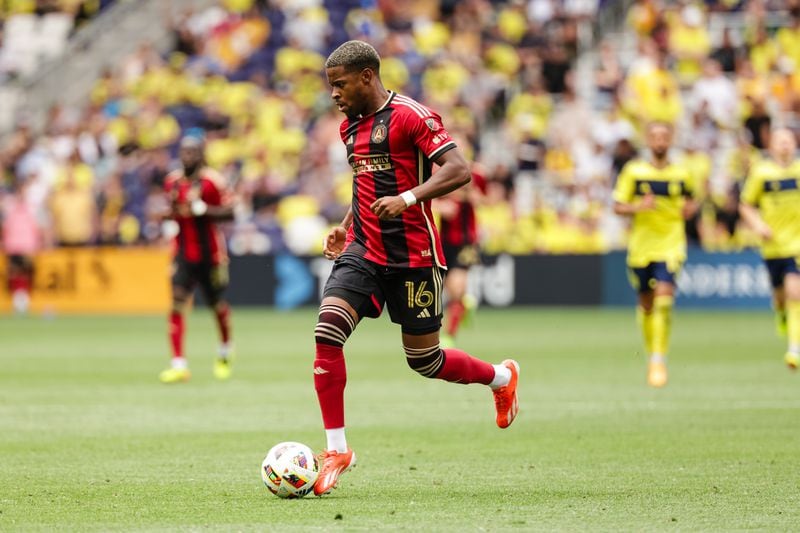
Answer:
[{"left": 261, "top": 442, "right": 319, "bottom": 498}]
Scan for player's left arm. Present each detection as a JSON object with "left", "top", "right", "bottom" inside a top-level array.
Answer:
[
  {"left": 191, "top": 172, "right": 235, "bottom": 221},
  {"left": 371, "top": 148, "right": 470, "bottom": 220},
  {"left": 738, "top": 166, "right": 772, "bottom": 240},
  {"left": 371, "top": 110, "right": 470, "bottom": 220},
  {"left": 198, "top": 202, "right": 234, "bottom": 221},
  {"left": 681, "top": 170, "right": 700, "bottom": 219},
  {"left": 682, "top": 196, "right": 699, "bottom": 219}
]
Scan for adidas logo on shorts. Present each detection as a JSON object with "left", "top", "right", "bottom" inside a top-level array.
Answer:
[{"left": 416, "top": 308, "right": 431, "bottom": 319}]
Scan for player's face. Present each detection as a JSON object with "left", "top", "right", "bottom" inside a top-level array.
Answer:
[
  {"left": 179, "top": 146, "right": 203, "bottom": 172},
  {"left": 326, "top": 66, "right": 368, "bottom": 118},
  {"left": 646, "top": 124, "right": 672, "bottom": 159},
  {"left": 770, "top": 129, "right": 797, "bottom": 161}
]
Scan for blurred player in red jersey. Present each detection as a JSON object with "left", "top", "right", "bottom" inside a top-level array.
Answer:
[
  {"left": 437, "top": 165, "right": 486, "bottom": 348},
  {"left": 311, "top": 41, "right": 520, "bottom": 496},
  {"left": 159, "top": 133, "right": 235, "bottom": 383}
]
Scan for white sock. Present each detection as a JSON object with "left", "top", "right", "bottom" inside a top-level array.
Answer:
[
  {"left": 325, "top": 427, "right": 348, "bottom": 453},
  {"left": 219, "top": 342, "right": 232, "bottom": 359},
  {"left": 489, "top": 364, "right": 511, "bottom": 390},
  {"left": 12, "top": 290, "right": 29, "bottom": 314},
  {"left": 789, "top": 344, "right": 800, "bottom": 354},
  {"left": 650, "top": 354, "right": 665, "bottom": 363},
  {"left": 171, "top": 357, "right": 188, "bottom": 370}
]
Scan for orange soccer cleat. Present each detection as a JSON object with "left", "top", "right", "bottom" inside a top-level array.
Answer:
[
  {"left": 493, "top": 359, "right": 520, "bottom": 429},
  {"left": 313, "top": 448, "right": 356, "bottom": 496}
]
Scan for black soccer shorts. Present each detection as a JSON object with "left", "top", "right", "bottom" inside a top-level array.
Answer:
[
  {"left": 322, "top": 253, "right": 445, "bottom": 335},
  {"left": 172, "top": 258, "right": 229, "bottom": 306},
  {"left": 442, "top": 243, "right": 480, "bottom": 271}
]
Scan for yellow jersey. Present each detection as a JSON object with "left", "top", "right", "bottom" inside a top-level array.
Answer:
[
  {"left": 613, "top": 159, "right": 693, "bottom": 268},
  {"left": 740, "top": 159, "right": 800, "bottom": 259}
]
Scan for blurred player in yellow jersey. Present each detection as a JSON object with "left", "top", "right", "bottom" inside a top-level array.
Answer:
[
  {"left": 739, "top": 128, "right": 800, "bottom": 370},
  {"left": 613, "top": 122, "right": 697, "bottom": 387}
]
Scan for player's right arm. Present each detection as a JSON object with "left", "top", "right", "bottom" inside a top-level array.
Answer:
[
  {"left": 612, "top": 161, "right": 655, "bottom": 216},
  {"left": 738, "top": 166, "right": 772, "bottom": 240}
]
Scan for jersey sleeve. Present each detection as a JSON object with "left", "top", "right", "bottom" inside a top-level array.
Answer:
[
  {"left": 612, "top": 162, "right": 636, "bottom": 204},
  {"left": 201, "top": 169, "right": 229, "bottom": 206},
  {"left": 405, "top": 111, "right": 457, "bottom": 161},
  {"left": 164, "top": 171, "right": 180, "bottom": 194},
  {"left": 739, "top": 165, "right": 762, "bottom": 206}
]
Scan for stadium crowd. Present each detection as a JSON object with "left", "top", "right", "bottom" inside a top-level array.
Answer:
[
  {"left": 0, "top": 0, "right": 799, "bottom": 259},
  {"left": 0, "top": 0, "right": 116, "bottom": 81}
]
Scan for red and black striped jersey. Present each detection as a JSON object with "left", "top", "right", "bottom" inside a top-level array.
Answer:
[
  {"left": 440, "top": 170, "right": 485, "bottom": 247},
  {"left": 165, "top": 167, "right": 229, "bottom": 265},
  {"left": 340, "top": 91, "right": 455, "bottom": 268},
  {"left": 441, "top": 200, "right": 477, "bottom": 247}
]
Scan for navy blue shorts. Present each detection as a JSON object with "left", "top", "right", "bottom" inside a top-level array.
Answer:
[
  {"left": 764, "top": 257, "right": 800, "bottom": 288},
  {"left": 628, "top": 262, "right": 678, "bottom": 293}
]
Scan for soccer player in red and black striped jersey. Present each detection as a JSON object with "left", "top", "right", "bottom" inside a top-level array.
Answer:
[
  {"left": 159, "top": 134, "right": 235, "bottom": 384},
  {"left": 437, "top": 166, "right": 486, "bottom": 347},
  {"left": 311, "top": 40, "right": 520, "bottom": 496}
]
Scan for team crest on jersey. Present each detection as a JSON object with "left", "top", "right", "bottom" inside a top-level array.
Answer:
[
  {"left": 371, "top": 123, "right": 387, "bottom": 143},
  {"left": 425, "top": 118, "right": 440, "bottom": 131}
]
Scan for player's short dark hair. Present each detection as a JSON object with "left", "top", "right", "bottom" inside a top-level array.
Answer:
[{"left": 325, "top": 40, "right": 381, "bottom": 74}]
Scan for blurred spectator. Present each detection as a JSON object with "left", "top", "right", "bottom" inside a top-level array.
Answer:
[
  {"left": 690, "top": 58, "right": 738, "bottom": 129},
  {"left": 594, "top": 41, "right": 623, "bottom": 106},
  {"left": 711, "top": 28, "right": 739, "bottom": 74},
  {"left": 6, "top": 0, "right": 800, "bottom": 262},
  {"left": 49, "top": 171, "right": 96, "bottom": 246},
  {"left": 669, "top": 4, "right": 712, "bottom": 85},
  {"left": 745, "top": 97, "right": 772, "bottom": 149}
]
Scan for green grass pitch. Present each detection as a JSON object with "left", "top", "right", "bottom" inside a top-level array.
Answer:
[{"left": 1, "top": 307, "right": 799, "bottom": 531}]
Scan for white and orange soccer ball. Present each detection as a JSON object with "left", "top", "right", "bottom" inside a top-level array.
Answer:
[{"left": 261, "top": 442, "right": 319, "bottom": 499}]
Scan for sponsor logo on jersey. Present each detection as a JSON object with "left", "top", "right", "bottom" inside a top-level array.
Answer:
[{"left": 349, "top": 153, "right": 393, "bottom": 174}]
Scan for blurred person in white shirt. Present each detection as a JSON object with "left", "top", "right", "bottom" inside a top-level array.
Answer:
[{"left": 690, "top": 58, "right": 738, "bottom": 130}]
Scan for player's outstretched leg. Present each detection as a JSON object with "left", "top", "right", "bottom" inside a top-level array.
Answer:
[
  {"left": 402, "top": 333, "right": 520, "bottom": 428},
  {"left": 647, "top": 294, "right": 673, "bottom": 388},
  {"left": 313, "top": 298, "right": 359, "bottom": 496},
  {"left": 784, "top": 278, "right": 800, "bottom": 369},
  {"left": 160, "top": 308, "right": 191, "bottom": 383},
  {"left": 776, "top": 307, "right": 788, "bottom": 338},
  {"left": 441, "top": 267, "right": 472, "bottom": 348},
  {"left": 442, "top": 298, "right": 466, "bottom": 348},
  {"left": 636, "top": 305, "right": 654, "bottom": 357},
  {"left": 213, "top": 301, "right": 234, "bottom": 380}
]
